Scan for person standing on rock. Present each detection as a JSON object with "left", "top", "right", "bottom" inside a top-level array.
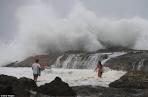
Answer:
[
  {"left": 95, "top": 60, "right": 103, "bottom": 78},
  {"left": 32, "top": 59, "right": 41, "bottom": 82}
]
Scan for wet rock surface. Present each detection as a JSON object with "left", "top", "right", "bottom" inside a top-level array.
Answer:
[
  {"left": 38, "top": 77, "right": 77, "bottom": 96},
  {"left": 105, "top": 51, "right": 148, "bottom": 72},
  {"left": 0, "top": 75, "right": 18, "bottom": 95},
  {"left": 2, "top": 49, "right": 148, "bottom": 97},
  {"left": 72, "top": 85, "right": 148, "bottom": 97},
  {"left": 5, "top": 51, "right": 62, "bottom": 67},
  {"left": 1, "top": 72, "right": 148, "bottom": 97},
  {"left": 109, "top": 71, "right": 148, "bottom": 89},
  {"left": 0, "top": 75, "right": 37, "bottom": 97},
  {"left": 0, "top": 75, "right": 76, "bottom": 97},
  {"left": 15, "top": 77, "right": 38, "bottom": 97}
]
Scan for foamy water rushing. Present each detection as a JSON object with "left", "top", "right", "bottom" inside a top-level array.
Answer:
[{"left": 0, "top": 67, "right": 126, "bottom": 87}]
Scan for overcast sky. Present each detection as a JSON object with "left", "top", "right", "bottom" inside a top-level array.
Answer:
[{"left": 0, "top": 0, "right": 148, "bottom": 41}]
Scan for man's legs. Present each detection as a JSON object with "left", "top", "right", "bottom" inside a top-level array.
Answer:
[{"left": 33, "top": 74, "right": 38, "bottom": 82}]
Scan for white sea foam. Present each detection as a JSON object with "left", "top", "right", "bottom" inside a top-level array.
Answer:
[
  {"left": 0, "top": 67, "right": 126, "bottom": 87},
  {"left": 0, "top": 0, "right": 148, "bottom": 66},
  {"left": 0, "top": 52, "right": 126, "bottom": 87}
]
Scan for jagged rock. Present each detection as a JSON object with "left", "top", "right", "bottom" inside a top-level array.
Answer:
[
  {"left": 0, "top": 75, "right": 18, "bottom": 95},
  {"left": 14, "top": 77, "right": 37, "bottom": 97},
  {"left": 0, "top": 75, "right": 37, "bottom": 97},
  {"left": 109, "top": 71, "right": 148, "bottom": 89},
  {"left": 72, "top": 85, "right": 148, "bottom": 97},
  {"left": 105, "top": 51, "right": 148, "bottom": 72},
  {"left": 17, "top": 77, "right": 37, "bottom": 91},
  {"left": 38, "top": 77, "right": 77, "bottom": 96}
]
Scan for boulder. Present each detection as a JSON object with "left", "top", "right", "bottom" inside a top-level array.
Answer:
[
  {"left": 38, "top": 77, "right": 77, "bottom": 96},
  {"left": 17, "top": 77, "right": 37, "bottom": 91},
  {"left": 0, "top": 75, "right": 18, "bottom": 95},
  {"left": 0, "top": 75, "right": 37, "bottom": 97},
  {"left": 14, "top": 77, "right": 37, "bottom": 97}
]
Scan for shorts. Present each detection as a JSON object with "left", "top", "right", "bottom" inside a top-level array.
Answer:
[{"left": 33, "top": 74, "right": 39, "bottom": 77}]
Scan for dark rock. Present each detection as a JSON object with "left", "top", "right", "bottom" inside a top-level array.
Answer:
[
  {"left": 72, "top": 85, "right": 148, "bottom": 97},
  {"left": 0, "top": 85, "right": 14, "bottom": 95},
  {"left": 0, "top": 75, "right": 18, "bottom": 95},
  {"left": 0, "top": 75, "right": 37, "bottom": 97},
  {"left": 96, "top": 46, "right": 133, "bottom": 53},
  {"left": 14, "top": 77, "right": 37, "bottom": 97},
  {"left": 18, "top": 77, "right": 37, "bottom": 91},
  {"left": 38, "top": 77, "right": 77, "bottom": 96},
  {"left": 105, "top": 51, "right": 148, "bottom": 72},
  {"left": 0, "top": 74, "right": 18, "bottom": 87},
  {"left": 5, "top": 51, "right": 62, "bottom": 67},
  {"left": 5, "top": 61, "right": 18, "bottom": 67},
  {"left": 65, "top": 50, "right": 86, "bottom": 54},
  {"left": 109, "top": 71, "right": 148, "bottom": 89}
]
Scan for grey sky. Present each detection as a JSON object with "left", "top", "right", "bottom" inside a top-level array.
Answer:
[
  {"left": 0, "top": 0, "right": 147, "bottom": 41},
  {"left": 82, "top": 0, "right": 148, "bottom": 18},
  {"left": 0, "top": 0, "right": 28, "bottom": 41}
]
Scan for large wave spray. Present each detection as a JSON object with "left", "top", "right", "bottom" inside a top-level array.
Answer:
[{"left": 0, "top": 0, "right": 148, "bottom": 65}]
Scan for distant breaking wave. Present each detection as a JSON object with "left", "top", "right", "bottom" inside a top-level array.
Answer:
[{"left": 0, "top": 0, "right": 148, "bottom": 65}]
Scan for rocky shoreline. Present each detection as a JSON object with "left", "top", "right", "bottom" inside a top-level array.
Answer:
[
  {"left": 72, "top": 85, "right": 148, "bottom": 97},
  {"left": 73, "top": 71, "right": 148, "bottom": 97},
  {"left": 2, "top": 49, "right": 148, "bottom": 97},
  {"left": 5, "top": 51, "right": 62, "bottom": 67},
  {"left": 0, "top": 73, "right": 148, "bottom": 97},
  {"left": 105, "top": 51, "right": 148, "bottom": 72},
  {"left": 109, "top": 71, "right": 148, "bottom": 89},
  {"left": 0, "top": 75, "right": 37, "bottom": 97},
  {"left": 0, "top": 75, "right": 76, "bottom": 97}
]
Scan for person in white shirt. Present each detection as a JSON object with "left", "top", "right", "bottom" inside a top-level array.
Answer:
[{"left": 32, "top": 59, "right": 41, "bottom": 82}]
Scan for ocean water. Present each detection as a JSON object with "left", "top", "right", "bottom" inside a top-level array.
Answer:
[{"left": 0, "top": 67, "right": 126, "bottom": 87}]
